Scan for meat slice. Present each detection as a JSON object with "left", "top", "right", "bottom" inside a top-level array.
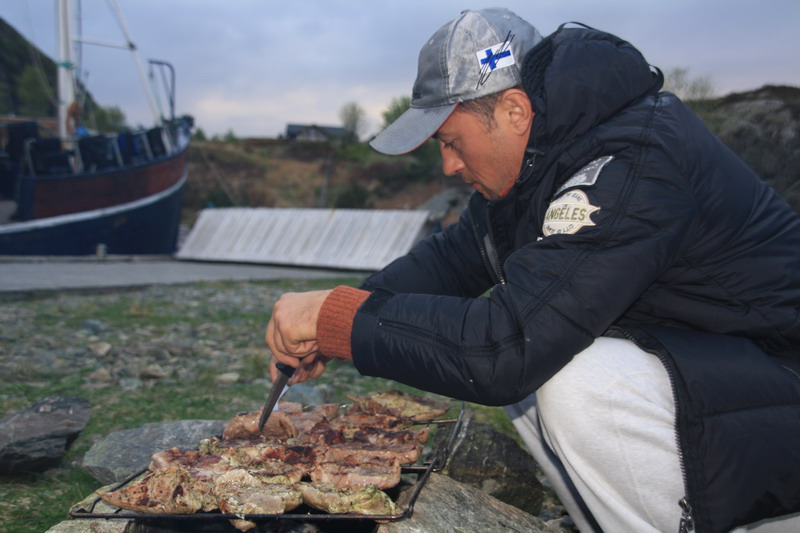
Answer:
[
  {"left": 329, "top": 412, "right": 410, "bottom": 439},
  {"left": 325, "top": 441, "right": 423, "bottom": 465},
  {"left": 299, "top": 482, "right": 398, "bottom": 515},
  {"left": 96, "top": 466, "right": 212, "bottom": 514},
  {"left": 213, "top": 469, "right": 302, "bottom": 531},
  {"left": 294, "top": 420, "right": 345, "bottom": 446},
  {"left": 222, "top": 409, "right": 297, "bottom": 441},
  {"left": 352, "top": 426, "right": 430, "bottom": 446},
  {"left": 310, "top": 455, "right": 401, "bottom": 490},
  {"left": 218, "top": 443, "right": 321, "bottom": 480},
  {"left": 347, "top": 389, "right": 450, "bottom": 421},
  {"left": 311, "top": 403, "right": 342, "bottom": 420},
  {"left": 148, "top": 447, "right": 224, "bottom": 476},
  {"left": 147, "top": 447, "right": 227, "bottom": 509}
]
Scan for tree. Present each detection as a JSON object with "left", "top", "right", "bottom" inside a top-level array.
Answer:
[
  {"left": 192, "top": 128, "right": 208, "bottom": 141},
  {"left": 339, "top": 101, "right": 365, "bottom": 144},
  {"left": 92, "top": 105, "right": 127, "bottom": 133},
  {"left": 223, "top": 129, "right": 238, "bottom": 142},
  {"left": 382, "top": 96, "right": 411, "bottom": 128},
  {"left": 663, "top": 67, "right": 715, "bottom": 101},
  {"left": 17, "top": 65, "right": 52, "bottom": 116}
]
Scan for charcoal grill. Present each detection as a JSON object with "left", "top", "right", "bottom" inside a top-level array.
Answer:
[{"left": 70, "top": 402, "right": 465, "bottom": 529}]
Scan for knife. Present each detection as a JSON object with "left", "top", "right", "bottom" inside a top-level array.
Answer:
[{"left": 258, "top": 362, "right": 295, "bottom": 433}]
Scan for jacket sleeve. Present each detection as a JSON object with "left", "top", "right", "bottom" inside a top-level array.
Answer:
[
  {"left": 351, "top": 147, "right": 698, "bottom": 405},
  {"left": 359, "top": 203, "right": 494, "bottom": 298}
]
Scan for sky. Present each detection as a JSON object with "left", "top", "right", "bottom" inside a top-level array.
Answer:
[{"left": 3, "top": 0, "right": 799, "bottom": 139}]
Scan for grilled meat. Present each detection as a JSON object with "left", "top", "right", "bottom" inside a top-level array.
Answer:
[
  {"left": 347, "top": 389, "right": 450, "bottom": 422},
  {"left": 299, "top": 482, "right": 398, "bottom": 515},
  {"left": 329, "top": 412, "right": 411, "bottom": 439},
  {"left": 310, "top": 455, "right": 401, "bottom": 490},
  {"left": 222, "top": 409, "right": 297, "bottom": 440},
  {"left": 96, "top": 466, "right": 212, "bottom": 514},
  {"left": 213, "top": 469, "right": 302, "bottom": 531},
  {"left": 352, "top": 426, "right": 430, "bottom": 446},
  {"left": 293, "top": 420, "right": 346, "bottom": 446},
  {"left": 325, "top": 440, "right": 423, "bottom": 465},
  {"left": 98, "top": 391, "right": 446, "bottom": 521}
]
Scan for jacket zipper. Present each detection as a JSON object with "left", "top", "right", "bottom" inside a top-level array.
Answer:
[
  {"left": 484, "top": 202, "right": 506, "bottom": 285},
  {"left": 781, "top": 364, "right": 800, "bottom": 381},
  {"left": 468, "top": 152, "right": 540, "bottom": 287},
  {"left": 610, "top": 326, "right": 695, "bottom": 532},
  {"left": 467, "top": 205, "right": 505, "bottom": 286}
]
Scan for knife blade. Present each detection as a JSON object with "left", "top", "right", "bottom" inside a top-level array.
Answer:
[{"left": 258, "top": 362, "right": 295, "bottom": 433}]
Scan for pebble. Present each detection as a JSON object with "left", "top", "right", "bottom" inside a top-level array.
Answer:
[
  {"left": 0, "top": 283, "right": 294, "bottom": 394},
  {"left": 88, "top": 341, "right": 112, "bottom": 357},
  {"left": 215, "top": 371, "right": 240, "bottom": 385}
]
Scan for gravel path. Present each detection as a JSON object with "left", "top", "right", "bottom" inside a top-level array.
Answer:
[{"left": 0, "top": 278, "right": 365, "bottom": 409}]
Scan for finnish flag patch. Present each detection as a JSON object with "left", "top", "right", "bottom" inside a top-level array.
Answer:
[{"left": 476, "top": 42, "right": 516, "bottom": 72}]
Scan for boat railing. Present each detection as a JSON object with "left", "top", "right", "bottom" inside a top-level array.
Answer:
[{"left": 11, "top": 122, "right": 187, "bottom": 178}]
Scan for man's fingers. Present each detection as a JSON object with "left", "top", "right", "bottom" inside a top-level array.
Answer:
[{"left": 288, "top": 354, "right": 330, "bottom": 384}]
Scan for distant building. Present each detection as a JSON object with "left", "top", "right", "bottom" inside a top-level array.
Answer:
[{"left": 285, "top": 124, "right": 346, "bottom": 142}]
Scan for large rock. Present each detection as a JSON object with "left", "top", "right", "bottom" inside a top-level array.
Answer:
[
  {"left": 81, "top": 419, "right": 226, "bottom": 484},
  {"left": 0, "top": 396, "right": 91, "bottom": 473},
  {"left": 378, "top": 473, "right": 560, "bottom": 533},
  {"left": 431, "top": 412, "right": 545, "bottom": 516},
  {"left": 695, "top": 85, "right": 800, "bottom": 214}
]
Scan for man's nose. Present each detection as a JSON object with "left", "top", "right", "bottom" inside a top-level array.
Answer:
[{"left": 440, "top": 148, "right": 464, "bottom": 176}]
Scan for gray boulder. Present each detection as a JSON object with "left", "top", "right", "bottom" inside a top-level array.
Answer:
[
  {"left": 0, "top": 396, "right": 91, "bottom": 473},
  {"left": 81, "top": 419, "right": 226, "bottom": 484},
  {"left": 378, "top": 473, "right": 560, "bottom": 533},
  {"left": 431, "top": 412, "right": 545, "bottom": 516}
]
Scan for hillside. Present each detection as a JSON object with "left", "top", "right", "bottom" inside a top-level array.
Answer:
[
  {"left": 0, "top": 17, "right": 107, "bottom": 127},
  {"left": 182, "top": 137, "right": 462, "bottom": 226},
  {"left": 183, "top": 85, "right": 800, "bottom": 226},
  {"left": 691, "top": 85, "right": 800, "bottom": 212}
]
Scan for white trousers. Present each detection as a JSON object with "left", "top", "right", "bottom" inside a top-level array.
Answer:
[{"left": 505, "top": 336, "right": 800, "bottom": 533}]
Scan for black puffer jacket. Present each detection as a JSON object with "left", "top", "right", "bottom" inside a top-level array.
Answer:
[{"left": 352, "top": 26, "right": 800, "bottom": 531}]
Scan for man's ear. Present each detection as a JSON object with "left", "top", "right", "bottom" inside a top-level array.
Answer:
[{"left": 498, "top": 88, "right": 534, "bottom": 135}]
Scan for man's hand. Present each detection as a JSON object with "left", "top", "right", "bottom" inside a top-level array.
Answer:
[
  {"left": 265, "top": 289, "right": 332, "bottom": 382},
  {"left": 269, "top": 353, "right": 331, "bottom": 385}
]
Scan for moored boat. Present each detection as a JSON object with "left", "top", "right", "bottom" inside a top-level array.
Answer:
[{"left": 0, "top": 0, "right": 191, "bottom": 256}]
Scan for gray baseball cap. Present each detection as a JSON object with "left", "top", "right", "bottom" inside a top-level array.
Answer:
[{"left": 370, "top": 8, "right": 542, "bottom": 155}]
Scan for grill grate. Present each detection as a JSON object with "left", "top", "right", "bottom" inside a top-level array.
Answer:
[{"left": 70, "top": 404, "right": 465, "bottom": 527}]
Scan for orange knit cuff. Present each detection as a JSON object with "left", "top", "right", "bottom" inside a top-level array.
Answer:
[{"left": 317, "top": 286, "right": 370, "bottom": 360}]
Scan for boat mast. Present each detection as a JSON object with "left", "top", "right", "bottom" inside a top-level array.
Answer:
[
  {"left": 59, "top": 0, "right": 164, "bottom": 133},
  {"left": 56, "top": 0, "right": 76, "bottom": 140},
  {"left": 105, "top": 0, "right": 161, "bottom": 125}
]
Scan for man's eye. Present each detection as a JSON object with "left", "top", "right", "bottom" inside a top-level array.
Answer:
[{"left": 443, "top": 140, "right": 456, "bottom": 149}]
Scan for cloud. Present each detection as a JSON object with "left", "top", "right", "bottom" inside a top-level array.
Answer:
[{"left": 4, "top": 0, "right": 799, "bottom": 138}]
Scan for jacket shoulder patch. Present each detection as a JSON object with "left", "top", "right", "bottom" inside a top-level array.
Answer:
[
  {"left": 542, "top": 190, "right": 600, "bottom": 236},
  {"left": 555, "top": 155, "right": 614, "bottom": 196}
]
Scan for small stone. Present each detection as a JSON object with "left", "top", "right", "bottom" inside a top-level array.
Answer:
[
  {"left": 140, "top": 363, "right": 170, "bottom": 379},
  {"left": 88, "top": 341, "right": 112, "bottom": 357},
  {"left": 119, "top": 377, "right": 143, "bottom": 391},
  {"left": 85, "top": 367, "right": 114, "bottom": 383},
  {"left": 215, "top": 372, "right": 240, "bottom": 385},
  {"left": 82, "top": 320, "right": 107, "bottom": 334}
]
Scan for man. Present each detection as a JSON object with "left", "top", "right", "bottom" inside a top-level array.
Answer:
[{"left": 266, "top": 8, "right": 800, "bottom": 532}]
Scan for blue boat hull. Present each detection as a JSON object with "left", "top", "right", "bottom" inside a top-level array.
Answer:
[{"left": 0, "top": 171, "right": 185, "bottom": 256}]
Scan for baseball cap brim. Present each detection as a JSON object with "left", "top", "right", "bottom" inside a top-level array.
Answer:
[{"left": 369, "top": 103, "right": 458, "bottom": 155}]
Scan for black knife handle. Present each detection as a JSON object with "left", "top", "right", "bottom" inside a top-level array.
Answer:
[{"left": 276, "top": 362, "right": 295, "bottom": 377}]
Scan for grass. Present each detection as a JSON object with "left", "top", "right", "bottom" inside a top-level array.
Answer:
[{"left": 0, "top": 278, "right": 519, "bottom": 533}]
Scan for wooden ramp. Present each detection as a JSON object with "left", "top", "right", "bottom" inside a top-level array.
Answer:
[{"left": 176, "top": 207, "right": 431, "bottom": 271}]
